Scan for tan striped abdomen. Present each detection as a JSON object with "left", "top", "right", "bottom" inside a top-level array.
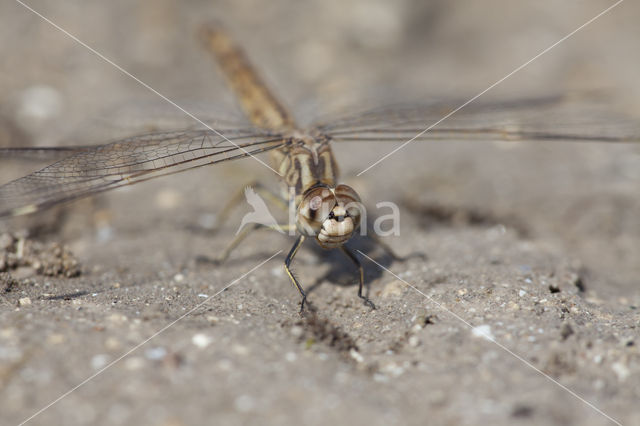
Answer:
[
  {"left": 201, "top": 25, "right": 339, "bottom": 202},
  {"left": 200, "top": 25, "right": 294, "bottom": 131}
]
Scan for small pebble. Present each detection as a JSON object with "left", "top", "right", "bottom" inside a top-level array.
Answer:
[
  {"left": 408, "top": 335, "right": 420, "bottom": 347},
  {"left": 471, "top": 325, "right": 495, "bottom": 341},
  {"left": 18, "top": 297, "right": 32, "bottom": 306},
  {"left": 612, "top": 362, "right": 630, "bottom": 381},
  {"left": 290, "top": 325, "right": 304, "bottom": 338},
  {"left": 381, "top": 362, "right": 404, "bottom": 377},
  {"left": 349, "top": 348, "right": 364, "bottom": 363},
  {"left": 192, "top": 333, "right": 212, "bottom": 349}
]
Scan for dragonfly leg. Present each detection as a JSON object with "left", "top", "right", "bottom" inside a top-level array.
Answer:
[
  {"left": 210, "top": 181, "right": 287, "bottom": 234},
  {"left": 340, "top": 246, "right": 376, "bottom": 309},
  {"left": 284, "top": 235, "right": 308, "bottom": 313},
  {"left": 214, "top": 223, "right": 295, "bottom": 264}
]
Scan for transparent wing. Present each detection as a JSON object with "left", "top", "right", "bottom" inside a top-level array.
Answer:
[
  {"left": 315, "top": 96, "right": 640, "bottom": 144},
  {"left": 0, "top": 146, "right": 96, "bottom": 162},
  {"left": 0, "top": 129, "right": 286, "bottom": 217},
  {"left": 85, "top": 100, "right": 253, "bottom": 140}
]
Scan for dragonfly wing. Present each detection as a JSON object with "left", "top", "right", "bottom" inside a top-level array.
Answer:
[
  {"left": 316, "top": 96, "right": 640, "bottom": 144},
  {"left": 0, "top": 129, "right": 286, "bottom": 217},
  {"left": 0, "top": 146, "right": 98, "bottom": 162}
]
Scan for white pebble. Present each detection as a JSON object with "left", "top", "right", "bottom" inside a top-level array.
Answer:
[
  {"left": 518, "top": 290, "right": 527, "bottom": 297},
  {"left": 191, "top": 333, "right": 212, "bottom": 349},
  {"left": 18, "top": 297, "right": 32, "bottom": 306},
  {"left": 471, "top": 325, "right": 495, "bottom": 341},
  {"left": 349, "top": 348, "right": 364, "bottom": 363},
  {"left": 408, "top": 336, "right": 420, "bottom": 347},
  {"left": 612, "top": 362, "right": 630, "bottom": 381},
  {"left": 381, "top": 362, "right": 404, "bottom": 377}
]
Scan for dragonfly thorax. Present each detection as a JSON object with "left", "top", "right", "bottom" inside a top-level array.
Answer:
[{"left": 296, "top": 183, "right": 362, "bottom": 249}]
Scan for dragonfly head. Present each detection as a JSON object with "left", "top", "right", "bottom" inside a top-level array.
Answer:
[{"left": 296, "top": 183, "right": 362, "bottom": 249}]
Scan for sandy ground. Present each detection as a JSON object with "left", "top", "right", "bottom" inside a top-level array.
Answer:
[{"left": 1, "top": 1, "right": 639, "bottom": 425}]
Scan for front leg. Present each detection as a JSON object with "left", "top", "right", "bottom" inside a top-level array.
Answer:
[
  {"left": 284, "top": 235, "right": 308, "bottom": 313},
  {"left": 340, "top": 246, "right": 376, "bottom": 309},
  {"left": 214, "top": 223, "right": 295, "bottom": 264}
]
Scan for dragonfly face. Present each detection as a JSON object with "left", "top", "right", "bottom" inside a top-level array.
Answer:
[{"left": 296, "top": 183, "right": 362, "bottom": 249}]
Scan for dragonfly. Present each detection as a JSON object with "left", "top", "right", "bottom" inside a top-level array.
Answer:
[{"left": 1, "top": 25, "right": 639, "bottom": 312}]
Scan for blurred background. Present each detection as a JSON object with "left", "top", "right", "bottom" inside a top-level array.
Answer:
[{"left": 1, "top": 0, "right": 639, "bottom": 143}]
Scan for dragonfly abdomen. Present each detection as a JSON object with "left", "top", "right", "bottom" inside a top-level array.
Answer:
[{"left": 201, "top": 25, "right": 294, "bottom": 132}]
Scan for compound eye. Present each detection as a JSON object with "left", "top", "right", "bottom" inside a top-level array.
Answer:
[{"left": 296, "top": 186, "right": 336, "bottom": 236}]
